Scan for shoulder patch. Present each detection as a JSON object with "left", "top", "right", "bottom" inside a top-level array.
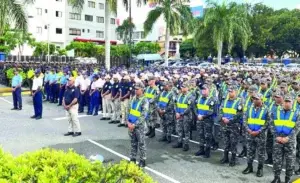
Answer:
[
  {"left": 238, "top": 105, "right": 242, "bottom": 110},
  {"left": 210, "top": 101, "right": 214, "bottom": 106}
]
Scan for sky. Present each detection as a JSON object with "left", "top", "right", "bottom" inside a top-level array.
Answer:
[{"left": 236, "top": 0, "right": 300, "bottom": 10}]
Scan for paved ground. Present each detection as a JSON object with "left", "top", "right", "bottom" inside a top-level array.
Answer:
[{"left": 0, "top": 95, "right": 298, "bottom": 183}]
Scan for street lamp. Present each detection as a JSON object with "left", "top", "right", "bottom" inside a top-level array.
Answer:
[{"left": 47, "top": 24, "right": 50, "bottom": 63}]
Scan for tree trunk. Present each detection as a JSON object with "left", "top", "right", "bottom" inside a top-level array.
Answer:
[
  {"left": 105, "top": 1, "right": 111, "bottom": 69},
  {"left": 217, "top": 40, "right": 223, "bottom": 66},
  {"left": 164, "top": 25, "right": 170, "bottom": 66}
]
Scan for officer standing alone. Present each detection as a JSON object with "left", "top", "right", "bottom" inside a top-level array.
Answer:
[
  {"left": 127, "top": 82, "right": 149, "bottom": 167},
  {"left": 31, "top": 69, "right": 43, "bottom": 119},
  {"left": 11, "top": 69, "right": 22, "bottom": 110}
]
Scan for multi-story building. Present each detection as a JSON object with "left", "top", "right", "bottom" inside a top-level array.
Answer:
[{"left": 12, "top": 0, "right": 118, "bottom": 56}]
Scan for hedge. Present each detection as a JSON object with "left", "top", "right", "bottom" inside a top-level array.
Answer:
[{"left": 0, "top": 148, "right": 155, "bottom": 183}]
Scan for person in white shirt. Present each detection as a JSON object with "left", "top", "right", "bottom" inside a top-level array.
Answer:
[
  {"left": 79, "top": 72, "right": 91, "bottom": 113},
  {"left": 88, "top": 74, "right": 101, "bottom": 115},
  {"left": 100, "top": 75, "right": 113, "bottom": 120},
  {"left": 31, "top": 69, "right": 43, "bottom": 120}
]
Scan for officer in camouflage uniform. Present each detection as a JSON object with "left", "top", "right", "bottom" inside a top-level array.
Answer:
[
  {"left": 157, "top": 81, "right": 175, "bottom": 143},
  {"left": 173, "top": 82, "right": 195, "bottom": 151},
  {"left": 265, "top": 89, "right": 284, "bottom": 165},
  {"left": 127, "top": 82, "right": 149, "bottom": 167},
  {"left": 144, "top": 76, "right": 160, "bottom": 138},
  {"left": 270, "top": 94, "right": 300, "bottom": 183},
  {"left": 242, "top": 93, "right": 268, "bottom": 177},
  {"left": 194, "top": 84, "right": 216, "bottom": 158},
  {"left": 219, "top": 85, "right": 243, "bottom": 167}
]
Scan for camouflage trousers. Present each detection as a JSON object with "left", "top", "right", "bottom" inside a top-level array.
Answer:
[
  {"left": 147, "top": 107, "right": 158, "bottom": 128},
  {"left": 161, "top": 114, "right": 174, "bottom": 138},
  {"left": 197, "top": 119, "right": 213, "bottom": 147},
  {"left": 246, "top": 133, "right": 266, "bottom": 164},
  {"left": 176, "top": 117, "right": 191, "bottom": 145},
  {"left": 221, "top": 123, "right": 240, "bottom": 154},
  {"left": 129, "top": 124, "right": 146, "bottom": 160},
  {"left": 239, "top": 123, "right": 247, "bottom": 148},
  {"left": 266, "top": 129, "right": 274, "bottom": 155},
  {"left": 296, "top": 132, "right": 300, "bottom": 162},
  {"left": 273, "top": 140, "right": 296, "bottom": 178}
]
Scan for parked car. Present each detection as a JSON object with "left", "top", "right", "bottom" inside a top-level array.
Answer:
[
  {"left": 283, "top": 63, "right": 300, "bottom": 71},
  {"left": 197, "top": 62, "right": 215, "bottom": 68}
]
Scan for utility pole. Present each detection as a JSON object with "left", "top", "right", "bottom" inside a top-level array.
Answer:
[
  {"left": 128, "top": 0, "right": 132, "bottom": 67},
  {"left": 47, "top": 24, "right": 50, "bottom": 63}
]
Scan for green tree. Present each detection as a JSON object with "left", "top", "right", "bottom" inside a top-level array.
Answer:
[
  {"left": 143, "top": 0, "right": 193, "bottom": 65},
  {"left": 116, "top": 18, "right": 135, "bottom": 44},
  {"left": 179, "top": 39, "right": 196, "bottom": 58},
  {"left": 132, "top": 42, "right": 160, "bottom": 55},
  {"left": 196, "top": 1, "right": 251, "bottom": 65},
  {"left": 57, "top": 49, "right": 67, "bottom": 56},
  {"left": 0, "top": 0, "right": 33, "bottom": 36},
  {"left": 33, "top": 42, "right": 55, "bottom": 56}
]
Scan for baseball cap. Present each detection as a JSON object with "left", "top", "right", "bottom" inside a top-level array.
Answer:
[
  {"left": 273, "top": 89, "right": 284, "bottom": 98},
  {"left": 284, "top": 94, "right": 293, "bottom": 102},
  {"left": 68, "top": 77, "right": 75, "bottom": 82},
  {"left": 248, "top": 85, "right": 258, "bottom": 92},
  {"left": 228, "top": 85, "right": 238, "bottom": 92},
  {"left": 252, "top": 93, "right": 263, "bottom": 100},
  {"left": 135, "top": 82, "right": 145, "bottom": 89},
  {"left": 181, "top": 82, "right": 189, "bottom": 88}
]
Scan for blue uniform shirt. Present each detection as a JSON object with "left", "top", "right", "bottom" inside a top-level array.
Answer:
[
  {"left": 44, "top": 73, "right": 49, "bottom": 82},
  {"left": 120, "top": 82, "right": 132, "bottom": 99},
  {"left": 12, "top": 74, "right": 22, "bottom": 87},
  {"left": 60, "top": 75, "right": 68, "bottom": 85},
  {"left": 111, "top": 82, "right": 120, "bottom": 97},
  {"left": 102, "top": 81, "right": 112, "bottom": 93},
  {"left": 49, "top": 73, "right": 55, "bottom": 83}
]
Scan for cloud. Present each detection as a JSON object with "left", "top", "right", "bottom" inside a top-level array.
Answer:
[{"left": 297, "top": 4, "right": 300, "bottom": 9}]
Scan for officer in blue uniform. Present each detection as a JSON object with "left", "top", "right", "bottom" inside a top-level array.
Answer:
[
  {"left": 119, "top": 75, "right": 132, "bottom": 127},
  {"left": 31, "top": 69, "right": 43, "bottom": 119},
  {"left": 48, "top": 68, "right": 55, "bottom": 103},
  {"left": 58, "top": 70, "right": 69, "bottom": 106},
  {"left": 44, "top": 68, "right": 50, "bottom": 101},
  {"left": 11, "top": 69, "right": 23, "bottom": 110}
]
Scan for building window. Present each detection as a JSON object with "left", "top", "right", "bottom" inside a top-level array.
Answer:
[
  {"left": 56, "top": 0, "right": 62, "bottom": 1},
  {"left": 56, "top": 11, "right": 62, "bottom": 17},
  {"left": 110, "top": 18, "right": 115, "bottom": 24},
  {"left": 69, "top": 12, "right": 81, "bottom": 20},
  {"left": 69, "top": 28, "right": 81, "bottom": 36},
  {"left": 96, "top": 16, "right": 104, "bottom": 23},
  {"left": 96, "top": 31, "right": 104, "bottom": 38},
  {"left": 36, "top": 27, "right": 42, "bottom": 34},
  {"left": 88, "top": 1, "right": 95, "bottom": 8},
  {"left": 85, "top": 15, "right": 93, "bottom": 22},
  {"left": 82, "top": 29, "right": 85, "bottom": 33},
  {"left": 141, "top": 31, "right": 145, "bottom": 39},
  {"left": 37, "top": 8, "right": 42, "bottom": 15},
  {"left": 99, "top": 3, "right": 104, "bottom": 9},
  {"left": 88, "top": 29, "right": 90, "bottom": 33},
  {"left": 45, "top": 9, "right": 48, "bottom": 13},
  {"left": 56, "top": 28, "right": 62, "bottom": 34}
]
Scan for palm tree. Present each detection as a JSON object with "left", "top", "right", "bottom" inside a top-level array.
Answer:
[
  {"left": 196, "top": 0, "right": 251, "bottom": 66},
  {"left": 69, "top": 0, "right": 147, "bottom": 69},
  {"left": 116, "top": 18, "right": 135, "bottom": 44},
  {"left": 143, "top": 0, "right": 193, "bottom": 66},
  {"left": 0, "top": 0, "right": 30, "bottom": 36}
]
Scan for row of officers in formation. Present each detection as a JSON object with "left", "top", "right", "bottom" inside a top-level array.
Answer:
[{"left": 9, "top": 64, "right": 300, "bottom": 183}]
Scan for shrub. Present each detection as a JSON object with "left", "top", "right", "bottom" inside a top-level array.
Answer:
[{"left": 0, "top": 148, "right": 155, "bottom": 183}]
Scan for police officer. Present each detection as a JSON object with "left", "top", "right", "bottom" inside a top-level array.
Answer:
[
  {"left": 119, "top": 75, "right": 131, "bottom": 127},
  {"left": 11, "top": 69, "right": 22, "bottom": 110},
  {"left": 63, "top": 77, "right": 82, "bottom": 137},
  {"left": 78, "top": 72, "right": 90, "bottom": 113},
  {"left": 88, "top": 74, "right": 100, "bottom": 116},
  {"left": 31, "top": 69, "right": 43, "bottom": 120},
  {"left": 219, "top": 85, "right": 243, "bottom": 166},
  {"left": 173, "top": 82, "right": 194, "bottom": 151},
  {"left": 127, "top": 82, "right": 149, "bottom": 167},
  {"left": 194, "top": 84, "right": 216, "bottom": 158},
  {"left": 58, "top": 70, "right": 68, "bottom": 106},
  {"left": 242, "top": 93, "right": 268, "bottom": 177},
  {"left": 144, "top": 76, "right": 160, "bottom": 138},
  {"left": 259, "top": 78, "right": 272, "bottom": 106},
  {"left": 101, "top": 75, "right": 113, "bottom": 120},
  {"left": 270, "top": 94, "right": 300, "bottom": 183},
  {"left": 157, "top": 81, "right": 175, "bottom": 143},
  {"left": 109, "top": 74, "right": 121, "bottom": 124}
]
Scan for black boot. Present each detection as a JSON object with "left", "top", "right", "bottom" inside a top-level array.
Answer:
[
  {"left": 204, "top": 147, "right": 210, "bottom": 158},
  {"left": 139, "top": 160, "right": 146, "bottom": 167},
  {"left": 271, "top": 176, "right": 281, "bottom": 183},
  {"left": 242, "top": 163, "right": 253, "bottom": 174},
  {"left": 148, "top": 127, "right": 156, "bottom": 138},
  {"left": 183, "top": 144, "right": 189, "bottom": 151},
  {"left": 173, "top": 142, "right": 183, "bottom": 148},
  {"left": 285, "top": 176, "right": 290, "bottom": 183},
  {"left": 130, "top": 158, "right": 136, "bottom": 163},
  {"left": 295, "top": 167, "right": 300, "bottom": 175},
  {"left": 158, "top": 136, "right": 167, "bottom": 142},
  {"left": 190, "top": 129, "right": 193, "bottom": 140},
  {"left": 195, "top": 146, "right": 205, "bottom": 156},
  {"left": 212, "top": 142, "right": 219, "bottom": 151},
  {"left": 167, "top": 136, "right": 172, "bottom": 143},
  {"left": 145, "top": 127, "right": 152, "bottom": 136},
  {"left": 229, "top": 153, "right": 236, "bottom": 167},
  {"left": 220, "top": 151, "right": 229, "bottom": 164},
  {"left": 238, "top": 146, "right": 247, "bottom": 158},
  {"left": 256, "top": 164, "right": 263, "bottom": 177},
  {"left": 265, "top": 153, "right": 273, "bottom": 165}
]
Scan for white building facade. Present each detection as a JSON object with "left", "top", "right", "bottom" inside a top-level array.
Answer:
[{"left": 11, "top": 0, "right": 118, "bottom": 56}]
